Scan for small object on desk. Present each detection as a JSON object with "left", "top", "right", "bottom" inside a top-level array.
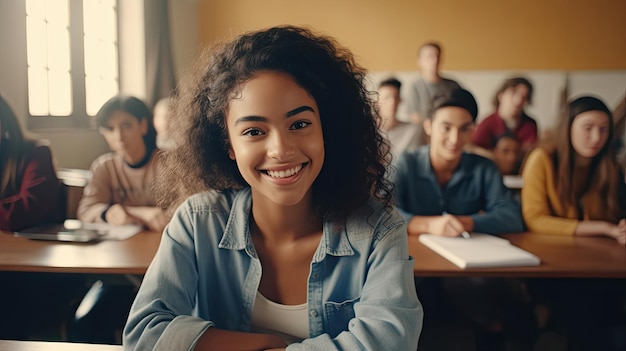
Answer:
[
  {"left": 461, "top": 231, "right": 471, "bottom": 239},
  {"left": 419, "top": 233, "right": 540, "bottom": 269},
  {"left": 15, "top": 224, "right": 103, "bottom": 243},
  {"left": 14, "top": 220, "right": 142, "bottom": 242}
]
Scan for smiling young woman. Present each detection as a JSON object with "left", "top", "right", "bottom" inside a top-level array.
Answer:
[{"left": 123, "top": 26, "right": 422, "bottom": 351}]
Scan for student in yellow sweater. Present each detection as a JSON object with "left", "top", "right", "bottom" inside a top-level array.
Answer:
[
  {"left": 522, "top": 95, "right": 626, "bottom": 243},
  {"left": 522, "top": 96, "right": 626, "bottom": 351}
]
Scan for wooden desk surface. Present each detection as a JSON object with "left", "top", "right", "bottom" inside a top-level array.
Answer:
[
  {"left": 410, "top": 232, "right": 626, "bottom": 278},
  {"left": 0, "top": 340, "right": 121, "bottom": 351},
  {"left": 0, "top": 231, "right": 161, "bottom": 274}
]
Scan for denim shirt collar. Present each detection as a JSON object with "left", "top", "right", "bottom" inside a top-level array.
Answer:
[
  {"left": 416, "top": 145, "right": 472, "bottom": 188},
  {"left": 217, "top": 187, "right": 355, "bottom": 261}
]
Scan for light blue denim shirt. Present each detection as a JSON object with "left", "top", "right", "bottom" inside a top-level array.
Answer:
[
  {"left": 392, "top": 146, "right": 524, "bottom": 234},
  {"left": 123, "top": 187, "right": 422, "bottom": 351}
]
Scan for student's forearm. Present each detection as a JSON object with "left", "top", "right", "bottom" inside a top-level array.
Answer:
[
  {"left": 407, "top": 216, "right": 433, "bottom": 235},
  {"left": 574, "top": 221, "right": 614, "bottom": 237},
  {"left": 124, "top": 205, "right": 158, "bottom": 217},
  {"left": 194, "top": 328, "right": 286, "bottom": 351}
]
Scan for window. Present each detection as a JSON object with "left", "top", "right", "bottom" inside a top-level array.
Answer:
[{"left": 26, "top": 0, "right": 118, "bottom": 128}]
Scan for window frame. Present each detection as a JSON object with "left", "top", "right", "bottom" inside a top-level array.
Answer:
[{"left": 26, "top": 0, "right": 120, "bottom": 130}]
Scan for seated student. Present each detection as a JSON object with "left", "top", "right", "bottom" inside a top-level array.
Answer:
[
  {"left": 393, "top": 88, "right": 524, "bottom": 236},
  {"left": 471, "top": 77, "right": 538, "bottom": 158},
  {"left": 153, "top": 96, "right": 176, "bottom": 150},
  {"left": 522, "top": 96, "right": 626, "bottom": 351},
  {"left": 0, "top": 95, "right": 81, "bottom": 341},
  {"left": 492, "top": 131, "right": 522, "bottom": 175},
  {"left": 392, "top": 88, "right": 531, "bottom": 350},
  {"left": 522, "top": 96, "right": 626, "bottom": 241},
  {"left": 77, "top": 95, "right": 168, "bottom": 232},
  {"left": 72, "top": 95, "right": 170, "bottom": 344},
  {"left": 123, "top": 26, "right": 422, "bottom": 351},
  {"left": 377, "top": 77, "right": 422, "bottom": 166},
  {"left": 0, "top": 95, "right": 63, "bottom": 231}
]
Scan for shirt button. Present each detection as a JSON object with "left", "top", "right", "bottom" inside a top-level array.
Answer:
[
  {"left": 311, "top": 272, "right": 319, "bottom": 280},
  {"left": 309, "top": 309, "right": 318, "bottom": 318}
]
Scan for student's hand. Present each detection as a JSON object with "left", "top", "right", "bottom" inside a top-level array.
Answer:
[
  {"left": 105, "top": 204, "right": 142, "bottom": 225},
  {"left": 614, "top": 219, "right": 626, "bottom": 245},
  {"left": 429, "top": 214, "right": 466, "bottom": 237},
  {"left": 126, "top": 206, "right": 169, "bottom": 232}
]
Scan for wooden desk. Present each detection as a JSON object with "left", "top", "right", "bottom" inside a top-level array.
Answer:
[
  {"left": 0, "top": 231, "right": 160, "bottom": 274},
  {"left": 410, "top": 232, "right": 626, "bottom": 278},
  {"left": 0, "top": 340, "right": 121, "bottom": 351}
]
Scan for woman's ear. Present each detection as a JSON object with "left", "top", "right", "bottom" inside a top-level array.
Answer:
[
  {"left": 228, "top": 145, "right": 235, "bottom": 160},
  {"left": 423, "top": 119, "right": 432, "bottom": 136}
]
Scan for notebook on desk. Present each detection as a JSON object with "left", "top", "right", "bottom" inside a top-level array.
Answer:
[
  {"left": 15, "top": 220, "right": 142, "bottom": 243},
  {"left": 418, "top": 233, "right": 540, "bottom": 269}
]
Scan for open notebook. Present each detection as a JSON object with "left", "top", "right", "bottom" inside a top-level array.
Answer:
[
  {"left": 15, "top": 220, "right": 142, "bottom": 242},
  {"left": 418, "top": 233, "right": 540, "bottom": 269}
]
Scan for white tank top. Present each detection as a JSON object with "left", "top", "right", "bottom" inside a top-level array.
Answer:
[{"left": 251, "top": 291, "right": 309, "bottom": 344}]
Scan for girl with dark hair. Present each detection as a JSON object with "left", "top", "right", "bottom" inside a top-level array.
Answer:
[
  {"left": 471, "top": 77, "right": 537, "bottom": 160},
  {"left": 0, "top": 95, "right": 62, "bottom": 231},
  {"left": 522, "top": 96, "right": 626, "bottom": 350},
  {"left": 0, "top": 95, "right": 82, "bottom": 341},
  {"left": 77, "top": 95, "right": 168, "bottom": 232},
  {"left": 522, "top": 95, "right": 626, "bottom": 242},
  {"left": 123, "top": 26, "right": 421, "bottom": 351}
]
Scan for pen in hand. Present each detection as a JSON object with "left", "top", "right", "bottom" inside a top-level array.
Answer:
[{"left": 442, "top": 210, "right": 471, "bottom": 239}]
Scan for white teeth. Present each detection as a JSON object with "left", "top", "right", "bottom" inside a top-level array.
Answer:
[{"left": 266, "top": 164, "right": 303, "bottom": 178}]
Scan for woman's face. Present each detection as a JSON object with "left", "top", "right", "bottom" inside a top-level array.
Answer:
[
  {"left": 99, "top": 110, "right": 148, "bottom": 163},
  {"left": 570, "top": 110, "right": 610, "bottom": 159},
  {"left": 377, "top": 85, "right": 401, "bottom": 125},
  {"left": 226, "top": 71, "right": 325, "bottom": 208},
  {"left": 498, "top": 84, "right": 529, "bottom": 118}
]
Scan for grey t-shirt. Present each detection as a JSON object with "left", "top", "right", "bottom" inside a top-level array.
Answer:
[{"left": 407, "top": 77, "right": 461, "bottom": 119}]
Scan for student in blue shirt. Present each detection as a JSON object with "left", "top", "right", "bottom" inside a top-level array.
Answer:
[
  {"left": 392, "top": 88, "right": 531, "bottom": 350},
  {"left": 123, "top": 26, "right": 422, "bottom": 351},
  {"left": 392, "top": 88, "right": 524, "bottom": 235}
]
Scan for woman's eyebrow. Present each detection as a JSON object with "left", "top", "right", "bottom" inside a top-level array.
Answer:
[
  {"left": 234, "top": 115, "right": 266, "bottom": 125},
  {"left": 234, "top": 106, "right": 315, "bottom": 125},
  {"left": 285, "top": 105, "right": 314, "bottom": 118}
]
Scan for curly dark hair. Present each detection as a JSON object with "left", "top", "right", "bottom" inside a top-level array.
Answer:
[{"left": 159, "top": 25, "right": 393, "bottom": 221}]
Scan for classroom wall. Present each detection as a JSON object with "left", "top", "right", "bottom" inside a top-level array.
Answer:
[{"left": 198, "top": 0, "right": 626, "bottom": 71}]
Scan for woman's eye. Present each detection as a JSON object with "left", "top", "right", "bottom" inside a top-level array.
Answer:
[
  {"left": 290, "top": 120, "right": 311, "bottom": 130},
  {"left": 242, "top": 128, "right": 264, "bottom": 136}
]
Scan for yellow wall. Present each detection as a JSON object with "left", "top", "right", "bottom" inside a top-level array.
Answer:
[{"left": 198, "top": 0, "right": 626, "bottom": 71}]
